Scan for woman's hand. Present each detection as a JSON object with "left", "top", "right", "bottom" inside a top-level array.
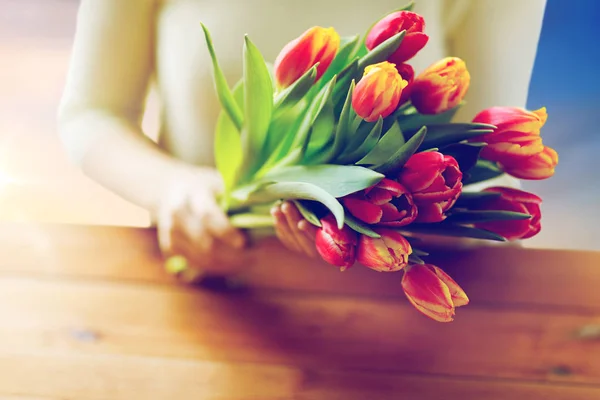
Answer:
[
  {"left": 271, "top": 201, "right": 319, "bottom": 258},
  {"left": 156, "top": 166, "right": 250, "bottom": 279}
]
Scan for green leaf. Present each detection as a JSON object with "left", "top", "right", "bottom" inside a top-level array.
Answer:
[
  {"left": 306, "top": 84, "right": 336, "bottom": 162},
  {"left": 244, "top": 182, "right": 346, "bottom": 229},
  {"left": 318, "top": 35, "right": 360, "bottom": 90},
  {"left": 339, "top": 117, "right": 383, "bottom": 164},
  {"left": 408, "top": 254, "right": 425, "bottom": 265},
  {"left": 292, "top": 200, "right": 322, "bottom": 227},
  {"left": 400, "top": 224, "right": 507, "bottom": 242},
  {"left": 462, "top": 159, "right": 505, "bottom": 186},
  {"left": 332, "top": 58, "right": 359, "bottom": 107},
  {"left": 357, "top": 30, "right": 406, "bottom": 73},
  {"left": 398, "top": 103, "right": 461, "bottom": 133},
  {"left": 412, "top": 248, "right": 429, "bottom": 257},
  {"left": 215, "top": 80, "right": 244, "bottom": 194},
  {"left": 241, "top": 35, "right": 274, "bottom": 176},
  {"left": 344, "top": 214, "right": 381, "bottom": 238},
  {"left": 444, "top": 210, "right": 532, "bottom": 224},
  {"left": 289, "top": 77, "right": 337, "bottom": 162},
  {"left": 418, "top": 123, "right": 495, "bottom": 150},
  {"left": 453, "top": 191, "right": 502, "bottom": 208},
  {"left": 273, "top": 65, "right": 317, "bottom": 109},
  {"left": 200, "top": 23, "right": 243, "bottom": 131},
  {"left": 262, "top": 164, "right": 384, "bottom": 198},
  {"left": 357, "top": 121, "right": 405, "bottom": 165},
  {"left": 441, "top": 142, "right": 486, "bottom": 173},
  {"left": 374, "top": 126, "right": 427, "bottom": 174},
  {"left": 323, "top": 80, "right": 356, "bottom": 162}
]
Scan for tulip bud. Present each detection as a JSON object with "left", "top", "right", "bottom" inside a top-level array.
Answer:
[
  {"left": 410, "top": 57, "right": 470, "bottom": 115},
  {"left": 352, "top": 61, "right": 408, "bottom": 122},
  {"left": 342, "top": 178, "right": 417, "bottom": 227},
  {"left": 274, "top": 26, "right": 340, "bottom": 89},
  {"left": 401, "top": 264, "right": 469, "bottom": 322},
  {"left": 471, "top": 106, "right": 557, "bottom": 180},
  {"left": 357, "top": 228, "right": 412, "bottom": 272},
  {"left": 395, "top": 63, "right": 414, "bottom": 106},
  {"left": 315, "top": 214, "right": 358, "bottom": 270},
  {"left": 397, "top": 152, "right": 463, "bottom": 223},
  {"left": 366, "top": 11, "right": 429, "bottom": 64},
  {"left": 500, "top": 146, "right": 558, "bottom": 180},
  {"left": 473, "top": 187, "right": 542, "bottom": 241}
]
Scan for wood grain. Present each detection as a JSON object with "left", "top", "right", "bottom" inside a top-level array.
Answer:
[
  {"left": 2, "top": 352, "right": 600, "bottom": 400},
  {"left": 1, "top": 223, "right": 599, "bottom": 310},
  {"left": 2, "top": 276, "right": 600, "bottom": 385}
]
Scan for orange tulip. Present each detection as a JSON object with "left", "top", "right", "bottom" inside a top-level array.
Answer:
[
  {"left": 410, "top": 57, "right": 470, "bottom": 115},
  {"left": 500, "top": 146, "right": 558, "bottom": 180},
  {"left": 352, "top": 61, "right": 408, "bottom": 122},
  {"left": 472, "top": 106, "right": 558, "bottom": 180},
  {"left": 357, "top": 228, "right": 412, "bottom": 272},
  {"left": 274, "top": 26, "right": 340, "bottom": 89},
  {"left": 401, "top": 264, "right": 469, "bottom": 322}
]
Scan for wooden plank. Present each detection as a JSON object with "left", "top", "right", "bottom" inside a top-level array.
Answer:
[
  {"left": 2, "top": 277, "right": 600, "bottom": 385},
  {"left": 1, "top": 352, "right": 599, "bottom": 400},
  {"left": 1, "top": 222, "right": 600, "bottom": 310}
]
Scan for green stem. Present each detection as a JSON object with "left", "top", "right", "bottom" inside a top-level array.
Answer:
[{"left": 229, "top": 212, "right": 275, "bottom": 229}]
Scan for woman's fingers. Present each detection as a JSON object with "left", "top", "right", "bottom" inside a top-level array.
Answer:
[
  {"left": 271, "top": 203, "right": 301, "bottom": 252},
  {"left": 281, "top": 201, "right": 318, "bottom": 258}
]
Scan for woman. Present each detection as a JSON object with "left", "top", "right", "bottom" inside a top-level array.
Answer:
[{"left": 57, "top": 0, "right": 547, "bottom": 278}]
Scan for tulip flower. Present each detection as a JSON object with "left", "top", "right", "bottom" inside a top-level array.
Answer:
[
  {"left": 500, "top": 146, "right": 558, "bottom": 180},
  {"left": 402, "top": 264, "right": 469, "bottom": 322},
  {"left": 410, "top": 57, "right": 470, "bottom": 115},
  {"left": 397, "top": 152, "right": 463, "bottom": 223},
  {"left": 315, "top": 214, "right": 358, "bottom": 270},
  {"left": 472, "top": 187, "right": 542, "bottom": 241},
  {"left": 396, "top": 63, "right": 414, "bottom": 106},
  {"left": 366, "top": 11, "right": 429, "bottom": 64},
  {"left": 274, "top": 26, "right": 340, "bottom": 89},
  {"left": 352, "top": 61, "right": 408, "bottom": 122},
  {"left": 342, "top": 178, "right": 417, "bottom": 227},
  {"left": 472, "top": 106, "right": 558, "bottom": 180},
  {"left": 357, "top": 228, "right": 412, "bottom": 272}
]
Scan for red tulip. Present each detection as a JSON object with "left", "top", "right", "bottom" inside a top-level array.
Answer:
[
  {"left": 274, "top": 26, "right": 340, "bottom": 89},
  {"left": 357, "top": 228, "right": 412, "bottom": 272},
  {"left": 397, "top": 152, "right": 463, "bottom": 223},
  {"left": 366, "top": 11, "right": 429, "bottom": 64},
  {"left": 473, "top": 187, "right": 542, "bottom": 241},
  {"left": 342, "top": 178, "right": 417, "bottom": 227},
  {"left": 472, "top": 106, "right": 557, "bottom": 180},
  {"left": 410, "top": 57, "right": 470, "bottom": 115},
  {"left": 352, "top": 61, "right": 407, "bottom": 122},
  {"left": 315, "top": 214, "right": 358, "bottom": 270},
  {"left": 402, "top": 264, "right": 469, "bottom": 322},
  {"left": 396, "top": 63, "right": 414, "bottom": 106}
]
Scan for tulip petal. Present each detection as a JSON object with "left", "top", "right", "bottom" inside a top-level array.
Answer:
[
  {"left": 343, "top": 197, "right": 383, "bottom": 224},
  {"left": 431, "top": 266, "right": 469, "bottom": 307},
  {"left": 402, "top": 264, "right": 455, "bottom": 322}
]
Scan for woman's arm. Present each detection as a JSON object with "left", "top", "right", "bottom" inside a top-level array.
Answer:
[
  {"left": 57, "top": 0, "right": 190, "bottom": 216},
  {"left": 443, "top": 0, "right": 548, "bottom": 121}
]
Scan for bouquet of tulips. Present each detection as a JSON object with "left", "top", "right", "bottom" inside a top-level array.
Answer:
[{"left": 199, "top": 2, "right": 558, "bottom": 322}]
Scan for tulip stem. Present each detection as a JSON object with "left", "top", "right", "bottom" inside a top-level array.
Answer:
[{"left": 229, "top": 212, "right": 274, "bottom": 229}]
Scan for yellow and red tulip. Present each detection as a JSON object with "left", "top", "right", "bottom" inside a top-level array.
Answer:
[
  {"left": 472, "top": 107, "right": 558, "bottom": 180},
  {"left": 366, "top": 11, "right": 429, "bottom": 64},
  {"left": 352, "top": 61, "right": 408, "bottom": 122},
  {"left": 410, "top": 57, "right": 470, "bottom": 115},
  {"left": 342, "top": 178, "right": 417, "bottom": 227},
  {"left": 397, "top": 152, "right": 463, "bottom": 223},
  {"left": 357, "top": 228, "right": 412, "bottom": 272},
  {"left": 473, "top": 187, "right": 542, "bottom": 241},
  {"left": 401, "top": 264, "right": 469, "bottom": 322},
  {"left": 274, "top": 26, "right": 340, "bottom": 89},
  {"left": 315, "top": 214, "right": 358, "bottom": 270}
]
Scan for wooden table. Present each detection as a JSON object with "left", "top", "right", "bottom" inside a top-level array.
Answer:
[{"left": 1, "top": 222, "right": 599, "bottom": 399}]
